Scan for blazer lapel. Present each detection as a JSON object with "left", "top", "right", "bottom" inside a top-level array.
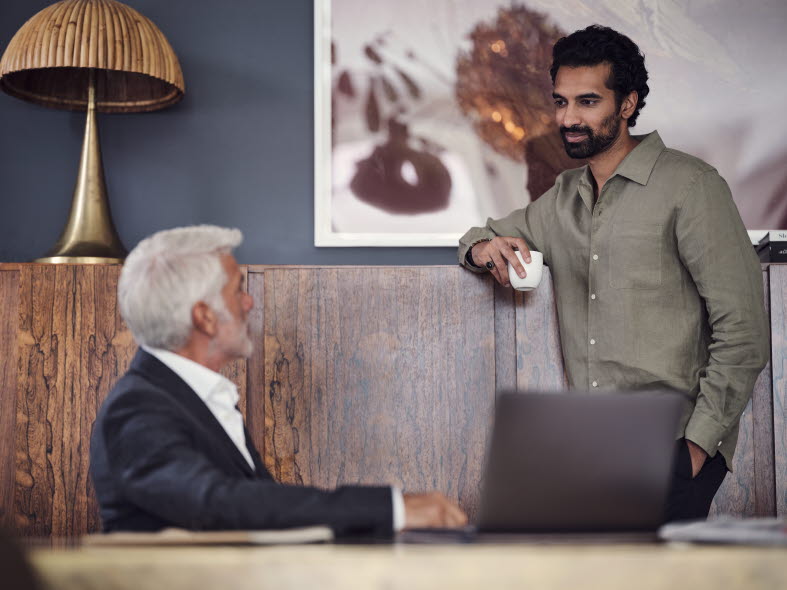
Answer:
[
  {"left": 129, "top": 349, "right": 257, "bottom": 477},
  {"left": 243, "top": 426, "right": 270, "bottom": 479}
]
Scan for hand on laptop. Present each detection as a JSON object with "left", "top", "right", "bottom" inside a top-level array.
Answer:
[
  {"left": 686, "top": 439, "right": 708, "bottom": 478},
  {"left": 403, "top": 492, "right": 468, "bottom": 529}
]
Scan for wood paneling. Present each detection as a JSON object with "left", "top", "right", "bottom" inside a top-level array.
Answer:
[
  {"left": 0, "top": 270, "right": 20, "bottom": 530},
  {"left": 711, "top": 399, "right": 756, "bottom": 517},
  {"left": 0, "top": 263, "right": 783, "bottom": 537},
  {"left": 493, "top": 282, "right": 517, "bottom": 393},
  {"left": 14, "top": 265, "right": 135, "bottom": 536},
  {"left": 710, "top": 271, "right": 774, "bottom": 517},
  {"left": 9, "top": 263, "right": 250, "bottom": 538},
  {"left": 245, "top": 271, "right": 266, "bottom": 459},
  {"left": 261, "top": 267, "right": 496, "bottom": 519},
  {"left": 771, "top": 265, "right": 787, "bottom": 516},
  {"left": 752, "top": 271, "right": 776, "bottom": 516},
  {"left": 514, "top": 268, "right": 567, "bottom": 391},
  {"left": 2, "top": 262, "right": 252, "bottom": 538}
]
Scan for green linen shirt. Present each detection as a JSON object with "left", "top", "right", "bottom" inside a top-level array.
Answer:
[{"left": 458, "top": 131, "right": 770, "bottom": 467}]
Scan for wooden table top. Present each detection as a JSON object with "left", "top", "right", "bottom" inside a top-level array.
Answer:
[{"left": 30, "top": 542, "right": 787, "bottom": 590}]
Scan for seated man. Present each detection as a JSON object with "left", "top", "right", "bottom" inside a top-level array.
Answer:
[{"left": 90, "top": 225, "right": 466, "bottom": 538}]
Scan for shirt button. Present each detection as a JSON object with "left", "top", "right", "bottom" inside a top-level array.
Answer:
[
  {"left": 592, "top": 381, "right": 598, "bottom": 387},
  {"left": 591, "top": 294, "right": 596, "bottom": 300},
  {"left": 592, "top": 254, "right": 599, "bottom": 261},
  {"left": 590, "top": 339, "right": 596, "bottom": 345}
]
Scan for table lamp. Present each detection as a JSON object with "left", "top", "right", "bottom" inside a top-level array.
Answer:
[{"left": 0, "top": 0, "right": 185, "bottom": 263}]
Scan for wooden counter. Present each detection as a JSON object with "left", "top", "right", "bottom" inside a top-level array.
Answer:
[{"left": 28, "top": 543, "right": 787, "bottom": 590}]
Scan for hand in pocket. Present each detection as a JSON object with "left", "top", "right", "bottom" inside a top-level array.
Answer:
[{"left": 686, "top": 439, "right": 708, "bottom": 478}]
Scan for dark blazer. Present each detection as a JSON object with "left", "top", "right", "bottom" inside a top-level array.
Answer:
[{"left": 90, "top": 349, "right": 393, "bottom": 538}]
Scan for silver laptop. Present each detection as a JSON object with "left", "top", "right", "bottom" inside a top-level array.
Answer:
[
  {"left": 478, "top": 391, "right": 684, "bottom": 534},
  {"left": 401, "top": 390, "right": 685, "bottom": 543}
]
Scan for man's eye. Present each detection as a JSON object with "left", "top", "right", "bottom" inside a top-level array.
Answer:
[
  {"left": 554, "top": 100, "right": 566, "bottom": 107},
  {"left": 581, "top": 99, "right": 598, "bottom": 106}
]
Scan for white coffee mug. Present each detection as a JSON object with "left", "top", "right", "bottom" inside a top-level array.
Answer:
[{"left": 507, "top": 250, "right": 543, "bottom": 291}]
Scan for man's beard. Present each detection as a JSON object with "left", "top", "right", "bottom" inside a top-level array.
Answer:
[
  {"left": 560, "top": 112, "right": 621, "bottom": 159},
  {"left": 224, "top": 318, "right": 253, "bottom": 359},
  {"left": 213, "top": 308, "right": 253, "bottom": 359}
]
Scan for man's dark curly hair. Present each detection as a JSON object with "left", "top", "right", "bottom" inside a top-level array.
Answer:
[{"left": 549, "top": 25, "right": 649, "bottom": 127}]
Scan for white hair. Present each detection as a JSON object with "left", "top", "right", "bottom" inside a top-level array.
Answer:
[{"left": 118, "top": 225, "right": 243, "bottom": 351}]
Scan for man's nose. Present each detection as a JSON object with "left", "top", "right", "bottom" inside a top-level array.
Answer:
[
  {"left": 560, "top": 103, "right": 581, "bottom": 128},
  {"left": 243, "top": 293, "right": 254, "bottom": 311}
]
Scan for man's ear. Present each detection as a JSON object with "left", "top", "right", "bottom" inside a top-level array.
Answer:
[
  {"left": 620, "top": 90, "right": 638, "bottom": 121},
  {"left": 192, "top": 301, "right": 218, "bottom": 337}
]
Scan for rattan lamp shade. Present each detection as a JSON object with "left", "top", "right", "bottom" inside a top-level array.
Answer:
[
  {"left": 0, "top": 0, "right": 184, "bottom": 112},
  {"left": 0, "top": 0, "right": 185, "bottom": 263}
]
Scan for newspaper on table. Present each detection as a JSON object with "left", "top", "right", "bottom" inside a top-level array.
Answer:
[
  {"left": 659, "top": 517, "right": 787, "bottom": 546},
  {"left": 83, "top": 526, "right": 334, "bottom": 547}
]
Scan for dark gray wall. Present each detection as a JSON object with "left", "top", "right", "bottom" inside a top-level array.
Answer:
[{"left": 0, "top": 0, "right": 458, "bottom": 264}]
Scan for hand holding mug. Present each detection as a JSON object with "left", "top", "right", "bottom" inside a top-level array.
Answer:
[{"left": 470, "top": 237, "right": 532, "bottom": 287}]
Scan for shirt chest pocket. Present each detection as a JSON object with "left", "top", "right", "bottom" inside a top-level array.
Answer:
[{"left": 609, "top": 223, "right": 662, "bottom": 289}]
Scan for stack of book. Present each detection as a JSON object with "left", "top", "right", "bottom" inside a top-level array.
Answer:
[{"left": 756, "top": 230, "right": 787, "bottom": 263}]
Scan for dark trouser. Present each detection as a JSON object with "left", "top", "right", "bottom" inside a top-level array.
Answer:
[{"left": 664, "top": 437, "right": 728, "bottom": 523}]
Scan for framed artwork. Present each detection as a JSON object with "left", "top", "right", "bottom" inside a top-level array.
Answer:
[{"left": 315, "top": 0, "right": 787, "bottom": 247}]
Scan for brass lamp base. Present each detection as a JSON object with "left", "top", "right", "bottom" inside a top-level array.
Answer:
[{"left": 36, "top": 71, "right": 128, "bottom": 265}]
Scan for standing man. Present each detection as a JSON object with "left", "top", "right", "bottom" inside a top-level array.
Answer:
[
  {"left": 91, "top": 225, "right": 466, "bottom": 537},
  {"left": 458, "top": 25, "right": 769, "bottom": 522}
]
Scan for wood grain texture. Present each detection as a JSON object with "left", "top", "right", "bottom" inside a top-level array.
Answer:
[
  {"left": 11, "top": 264, "right": 250, "bottom": 537},
  {"left": 710, "top": 271, "right": 774, "bottom": 517},
  {"left": 14, "top": 265, "right": 136, "bottom": 536},
  {"left": 0, "top": 271, "right": 20, "bottom": 529},
  {"left": 514, "top": 268, "right": 567, "bottom": 391},
  {"left": 245, "top": 270, "right": 266, "bottom": 459},
  {"left": 753, "top": 271, "right": 776, "bottom": 516},
  {"left": 493, "top": 281, "right": 517, "bottom": 394},
  {"left": 771, "top": 265, "right": 787, "bottom": 517},
  {"left": 262, "top": 267, "right": 496, "bottom": 519},
  {"left": 1, "top": 262, "right": 256, "bottom": 539},
  {"left": 710, "top": 399, "right": 756, "bottom": 517},
  {"left": 0, "top": 263, "right": 783, "bottom": 538}
]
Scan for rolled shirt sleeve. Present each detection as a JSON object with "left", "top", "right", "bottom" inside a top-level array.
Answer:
[{"left": 675, "top": 170, "right": 770, "bottom": 457}]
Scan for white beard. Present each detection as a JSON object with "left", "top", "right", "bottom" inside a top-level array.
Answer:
[{"left": 211, "top": 307, "right": 253, "bottom": 360}]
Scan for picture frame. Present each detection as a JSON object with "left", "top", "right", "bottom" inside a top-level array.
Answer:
[
  {"left": 314, "top": 0, "right": 556, "bottom": 247},
  {"left": 314, "top": 0, "right": 787, "bottom": 247},
  {"left": 315, "top": 0, "right": 469, "bottom": 247}
]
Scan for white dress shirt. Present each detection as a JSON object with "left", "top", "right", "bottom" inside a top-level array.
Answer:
[
  {"left": 143, "top": 346, "right": 255, "bottom": 469},
  {"left": 143, "top": 346, "right": 405, "bottom": 531}
]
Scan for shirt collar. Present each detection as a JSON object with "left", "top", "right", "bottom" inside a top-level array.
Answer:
[
  {"left": 141, "top": 345, "right": 238, "bottom": 405},
  {"left": 577, "top": 130, "right": 665, "bottom": 190},
  {"left": 611, "top": 130, "right": 665, "bottom": 185}
]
